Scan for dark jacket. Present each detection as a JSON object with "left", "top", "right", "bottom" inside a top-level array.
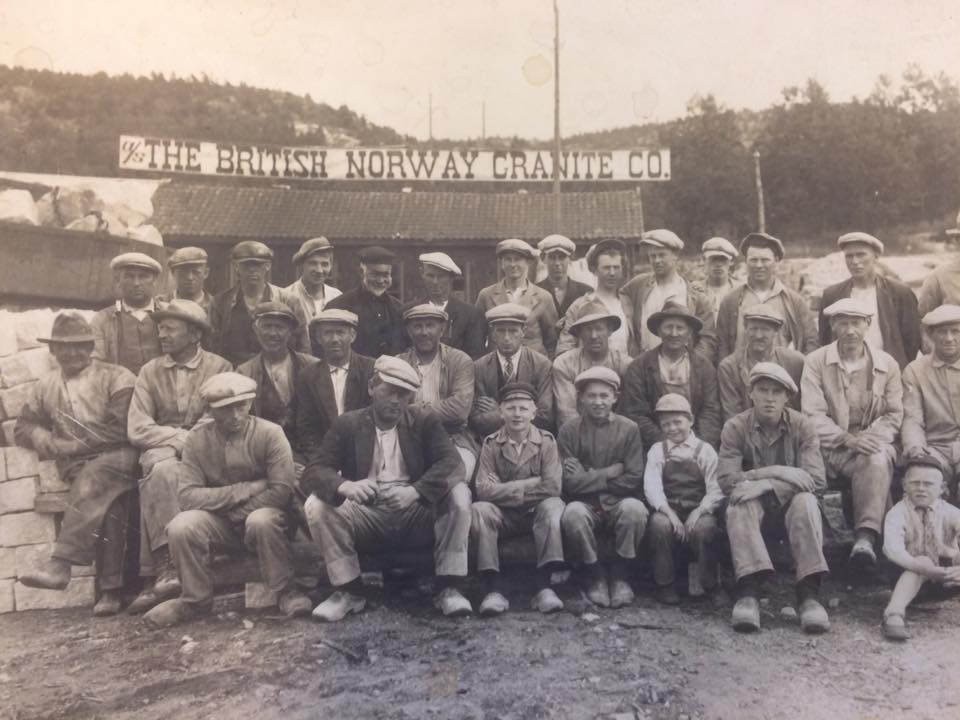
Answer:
[
  {"left": 537, "top": 276, "right": 594, "bottom": 318},
  {"left": 404, "top": 296, "right": 487, "bottom": 359},
  {"left": 470, "top": 347, "right": 554, "bottom": 437},
  {"left": 818, "top": 275, "right": 921, "bottom": 369},
  {"left": 326, "top": 287, "right": 409, "bottom": 358},
  {"left": 209, "top": 283, "right": 308, "bottom": 366},
  {"left": 300, "top": 405, "right": 465, "bottom": 507},
  {"left": 716, "top": 283, "right": 818, "bottom": 361}
]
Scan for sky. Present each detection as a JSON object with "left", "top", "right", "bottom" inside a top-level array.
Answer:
[{"left": 1, "top": 0, "right": 957, "bottom": 141}]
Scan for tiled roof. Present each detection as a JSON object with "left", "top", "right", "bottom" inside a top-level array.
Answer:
[{"left": 152, "top": 184, "right": 646, "bottom": 241}]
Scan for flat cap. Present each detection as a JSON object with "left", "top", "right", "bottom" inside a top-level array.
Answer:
[
  {"left": 743, "top": 306, "right": 785, "bottom": 328},
  {"left": 374, "top": 356, "right": 420, "bottom": 392},
  {"left": 749, "top": 361, "right": 798, "bottom": 394},
  {"left": 701, "top": 236, "right": 738, "bottom": 259},
  {"left": 823, "top": 297, "right": 873, "bottom": 320},
  {"left": 150, "top": 298, "right": 211, "bottom": 333},
  {"left": 231, "top": 241, "right": 273, "bottom": 262},
  {"left": 585, "top": 239, "right": 627, "bottom": 271},
  {"left": 903, "top": 453, "right": 944, "bottom": 474},
  {"left": 653, "top": 393, "right": 693, "bottom": 417},
  {"left": 252, "top": 300, "right": 298, "bottom": 326},
  {"left": 37, "top": 312, "right": 96, "bottom": 344},
  {"left": 640, "top": 229, "right": 684, "bottom": 251},
  {"left": 922, "top": 304, "right": 960, "bottom": 327},
  {"left": 498, "top": 381, "right": 538, "bottom": 403},
  {"left": 647, "top": 300, "right": 703, "bottom": 335},
  {"left": 739, "top": 232, "right": 784, "bottom": 260},
  {"left": 838, "top": 232, "right": 883, "bottom": 254},
  {"left": 167, "top": 246, "right": 208, "bottom": 269},
  {"left": 569, "top": 310, "right": 622, "bottom": 335},
  {"left": 110, "top": 252, "right": 162, "bottom": 274},
  {"left": 309, "top": 308, "right": 359, "bottom": 328},
  {"left": 359, "top": 246, "right": 396, "bottom": 264},
  {"left": 419, "top": 252, "right": 461, "bottom": 276},
  {"left": 293, "top": 237, "right": 334, "bottom": 264},
  {"left": 200, "top": 372, "right": 258, "bottom": 408},
  {"left": 538, "top": 234, "right": 576, "bottom": 256},
  {"left": 403, "top": 303, "right": 449, "bottom": 323},
  {"left": 485, "top": 303, "right": 529, "bottom": 325},
  {"left": 574, "top": 366, "right": 621, "bottom": 393},
  {"left": 496, "top": 238, "right": 538, "bottom": 259}
]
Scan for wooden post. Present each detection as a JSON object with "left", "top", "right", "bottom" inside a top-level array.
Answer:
[
  {"left": 552, "top": 0, "right": 562, "bottom": 233},
  {"left": 753, "top": 149, "right": 766, "bottom": 233}
]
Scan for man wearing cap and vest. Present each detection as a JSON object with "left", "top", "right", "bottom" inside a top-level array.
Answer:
[
  {"left": 472, "top": 382, "right": 567, "bottom": 615},
  {"left": 717, "top": 307, "right": 805, "bottom": 421},
  {"left": 126, "top": 299, "right": 232, "bottom": 613},
  {"left": 536, "top": 234, "right": 593, "bottom": 318},
  {"left": 620, "top": 301, "right": 722, "bottom": 450},
  {"left": 470, "top": 304, "right": 554, "bottom": 439},
  {"left": 144, "top": 372, "right": 313, "bottom": 627},
  {"left": 410, "top": 252, "right": 486, "bottom": 359},
  {"left": 285, "top": 236, "right": 342, "bottom": 323},
  {"left": 303, "top": 356, "right": 473, "bottom": 621},
  {"left": 91, "top": 252, "right": 163, "bottom": 375},
  {"left": 15, "top": 313, "right": 140, "bottom": 616},
  {"left": 397, "top": 304, "right": 479, "bottom": 479},
  {"left": 719, "top": 362, "right": 830, "bottom": 635},
  {"left": 716, "top": 232, "right": 818, "bottom": 361},
  {"left": 476, "top": 239, "right": 558, "bottom": 358},
  {"left": 210, "top": 241, "right": 308, "bottom": 366},
  {"left": 237, "top": 302, "right": 319, "bottom": 470},
  {"left": 553, "top": 304, "right": 631, "bottom": 428},
  {"left": 801, "top": 298, "right": 903, "bottom": 566},
  {"left": 559, "top": 367, "right": 647, "bottom": 609},
  {"left": 697, "top": 237, "right": 739, "bottom": 325},
  {"left": 902, "top": 304, "right": 960, "bottom": 500},
  {"left": 818, "top": 232, "right": 920, "bottom": 369},
  {"left": 326, "top": 246, "right": 409, "bottom": 358},
  {"left": 296, "top": 309, "right": 375, "bottom": 460},
  {"left": 157, "top": 247, "right": 213, "bottom": 313}
]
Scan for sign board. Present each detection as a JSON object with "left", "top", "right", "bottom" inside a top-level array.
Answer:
[{"left": 119, "top": 135, "right": 670, "bottom": 182}]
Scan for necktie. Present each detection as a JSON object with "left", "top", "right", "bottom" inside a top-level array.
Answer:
[
  {"left": 919, "top": 506, "right": 940, "bottom": 562},
  {"left": 504, "top": 355, "right": 514, "bottom": 381}
]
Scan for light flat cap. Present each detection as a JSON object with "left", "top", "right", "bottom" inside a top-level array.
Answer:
[
  {"left": 538, "top": 234, "right": 576, "bottom": 256},
  {"left": 568, "top": 310, "right": 622, "bottom": 335},
  {"left": 309, "top": 308, "right": 359, "bottom": 328},
  {"left": 922, "top": 304, "right": 960, "bottom": 328},
  {"left": 485, "top": 303, "right": 529, "bottom": 325},
  {"left": 253, "top": 300, "right": 298, "bottom": 326},
  {"left": 150, "top": 298, "right": 211, "bottom": 333},
  {"left": 110, "top": 252, "right": 162, "bottom": 274},
  {"left": 739, "top": 232, "right": 785, "bottom": 260},
  {"left": 838, "top": 232, "right": 883, "bottom": 254},
  {"left": 403, "top": 303, "right": 449, "bottom": 323},
  {"left": 574, "top": 366, "right": 621, "bottom": 393},
  {"left": 359, "top": 246, "right": 397, "bottom": 264},
  {"left": 749, "top": 361, "right": 798, "bottom": 394},
  {"left": 647, "top": 300, "right": 702, "bottom": 335},
  {"left": 586, "top": 239, "right": 628, "bottom": 271},
  {"left": 167, "top": 246, "right": 208, "bottom": 269},
  {"left": 653, "top": 393, "right": 693, "bottom": 417},
  {"left": 640, "top": 229, "right": 684, "bottom": 251},
  {"left": 496, "top": 238, "right": 538, "bottom": 259},
  {"left": 498, "top": 381, "right": 538, "bottom": 403},
  {"left": 37, "top": 312, "right": 97, "bottom": 344},
  {"left": 419, "top": 252, "right": 461, "bottom": 276},
  {"left": 823, "top": 297, "right": 873, "bottom": 320},
  {"left": 702, "top": 236, "right": 738, "bottom": 259},
  {"left": 743, "top": 307, "right": 785, "bottom": 328},
  {"left": 231, "top": 241, "right": 273, "bottom": 262},
  {"left": 374, "top": 356, "right": 420, "bottom": 392},
  {"left": 293, "top": 237, "right": 334, "bottom": 264},
  {"left": 200, "top": 372, "right": 258, "bottom": 408}
]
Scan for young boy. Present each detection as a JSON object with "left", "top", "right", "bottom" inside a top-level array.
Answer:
[
  {"left": 644, "top": 393, "right": 724, "bottom": 605},
  {"left": 881, "top": 454, "right": 960, "bottom": 641}
]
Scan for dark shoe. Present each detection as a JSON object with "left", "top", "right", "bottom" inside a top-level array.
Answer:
[
  {"left": 18, "top": 558, "right": 71, "bottom": 590},
  {"left": 128, "top": 579, "right": 180, "bottom": 615},
  {"left": 799, "top": 598, "right": 830, "bottom": 634},
  {"left": 93, "top": 590, "right": 122, "bottom": 617},
  {"left": 849, "top": 537, "right": 877, "bottom": 567},
  {"left": 278, "top": 589, "right": 313, "bottom": 618},
  {"left": 881, "top": 613, "right": 909, "bottom": 642},
  {"left": 144, "top": 598, "right": 211, "bottom": 628},
  {"left": 731, "top": 596, "right": 761, "bottom": 632},
  {"left": 655, "top": 584, "right": 680, "bottom": 606}
]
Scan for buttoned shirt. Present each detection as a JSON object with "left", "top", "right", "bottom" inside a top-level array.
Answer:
[
  {"left": 328, "top": 361, "right": 350, "bottom": 416},
  {"left": 902, "top": 353, "right": 960, "bottom": 453},
  {"left": 657, "top": 350, "right": 691, "bottom": 396},
  {"left": 644, "top": 431, "right": 722, "bottom": 513},
  {"left": 883, "top": 497, "right": 960, "bottom": 561},
  {"left": 286, "top": 279, "right": 342, "bottom": 320},
  {"left": 850, "top": 285, "right": 883, "bottom": 350},
  {"left": 171, "top": 347, "right": 205, "bottom": 417},
  {"left": 639, "top": 275, "right": 688, "bottom": 352},
  {"left": 497, "top": 351, "right": 520, "bottom": 382},
  {"left": 596, "top": 292, "right": 629, "bottom": 356},
  {"left": 415, "top": 353, "right": 442, "bottom": 406},
  {"left": 122, "top": 299, "right": 155, "bottom": 322},
  {"left": 367, "top": 425, "right": 410, "bottom": 488}
]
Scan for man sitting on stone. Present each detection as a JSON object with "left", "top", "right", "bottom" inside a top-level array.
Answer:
[
  {"left": 126, "top": 299, "right": 232, "bottom": 613},
  {"left": 801, "top": 298, "right": 903, "bottom": 567},
  {"left": 559, "top": 367, "right": 647, "bottom": 609},
  {"left": 719, "top": 363, "right": 830, "bottom": 635},
  {"left": 303, "top": 356, "right": 473, "bottom": 621},
  {"left": 144, "top": 372, "right": 312, "bottom": 627},
  {"left": 15, "top": 313, "right": 140, "bottom": 616}
]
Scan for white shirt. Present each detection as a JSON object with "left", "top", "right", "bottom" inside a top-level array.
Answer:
[
  {"left": 328, "top": 362, "right": 350, "bottom": 416},
  {"left": 597, "top": 292, "right": 629, "bottom": 356},
  {"left": 497, "top": 351, "right": 520, "bottom": 381},
  {"left": 121, "top": 299, "right": 155, "bottom": 322},
  {"left": 416, "top": 353, "right": 442, "bottom": 406},
  {"left": 639, "top": 276, "right": 688, "bottom": 352},
  {"left": 643, "top": 432, "right": 722, "bottom": 513},
  {"left": 369, "top": 425, "right": 410, "bottom": 489},
  {"left": 850, "top": 285, "right": 884, "bottom": 351}
]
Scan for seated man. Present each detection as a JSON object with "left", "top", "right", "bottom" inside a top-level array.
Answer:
[
  {"left": 553, "top": 306, "right": 631, "bottom": 428},
  {"left": 644, "top": 394, "right": 724, "bottom": 606},
  {"left": 719, "top": 363, "right": 830, "bottom": 635},
  {"left": 881, "top": 454, "right": 960, "bottom": 642},
  {"left": 15, "top": 313, "right": 139, "bottom": 616},
  {"left": 471, "top": 383, "right": 566, "bottom": 616},
  {"left": 144, "top": 373, "right": 312, "bottom": 627},
  {"left": 127, "top": 299, "right": 232, "bottom": 613},
  {"left": 717, "top": 307, "right": 804, "bottom": 421},
  {"left": 559, "top": 367, "right": 647, "bottom": 609},
  {"left": 303, "top": 356, "right": 473, "bottom": 621},
  {"left": 801, "top": 298, "right": 903, "bottom": 567},
  {"left": 620, "top": 301, "right": 722, "bottom": 450},
  {"left": 470, "top": 304, "right": 553, "bottom": 439}
]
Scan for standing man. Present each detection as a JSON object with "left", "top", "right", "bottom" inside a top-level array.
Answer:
[
  {"left": 818, "top": 232, "right": 920, "bottom": 368},
  {"left": 126, "top": 299, "right": 232, "bottom": 613},
  {"left": 536, "top": 234, "right": 592, "bottom": 318},
  {"left": 917, "top": 211, "right": 960, "bottom": 316},
  {"left": 412, "top": 252, "right": 487, "bottom": 359},
  {"left": 698, "top": 237, "right": 739, "bottom": 325},
  {"left": 326, "top": 246, "right": 409, "bottom": 358},
  {"left": 91, "top": 252, "right": 163, "bottom": 375},
  {"left": 285, "top": 236, "right": 342, "bottom": 323},
  {"left": 476, "top": 239, "right": 558, "bottom": 358},
  {"left": 716, "top": 232, "right": 818, "bottom": 361},
  {"left": 158, "top": 247, "right": 212, "bottom": 313}
]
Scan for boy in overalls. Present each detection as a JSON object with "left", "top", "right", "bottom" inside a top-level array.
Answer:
[{"left": 643, "top": 393, "right": 724, "bottom": 604}]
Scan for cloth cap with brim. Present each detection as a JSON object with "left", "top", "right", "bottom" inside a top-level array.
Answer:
[
  {"left": 903, "top": 453, "right": 944, "bottom": 475},
  {"left": 293, "top": 237, "right": 334, "bottom": 264},
  {"left": 110, "top": 252, "right": 162, "bottom": 274},
  {"left": 538, "top": 234, "right": 576, "bottom": 256},
  {"left": 653, "top": 392, "right": 693, "bottom": 417},
  {"left": 374, "top": 356, "right": 420, "bottom": 392},
  {"left": 37, "top": 312, "right": 96, "bottom": 344},
  {"left": 231, "top": 241, "right": 274, "bottom": 262},
  {"left": 403, "top": 303, "right": 449, "bottom": 323},
  {"left": 418, "top": 252, "right": 461, "bottom": 276},
  {"left": 496, "top": 238, "right": 538, "bottom": 259},
  {"left": 309, "top": 309, "right": 359, "bottom": 329},
  {"left": 150, "top": 299, "right": 212, "bottom": 333},
  {"left": 585, "top": 239, "right": 628, "bottom": 271},
  {"left": 749, "top": 361, "right": 798, "bottom": 394},
  {"left": 640, "top": 229, "right": 684, "bottom": 251},
  {"left": 252, "top": 300, "right": 299, "bottom": 326},
  {"left": 573, "top": 366, "right": 620, "bottom": 393},
  {"left": 921, "top": 304, "right": 960, "bottom": 328},
  {"left": 200, "top": 372, "right": 258, "bottom": 408},
  {"left": 739, "top": 232, "right": 785, "bottom": 260},
  {"left": 646, "top": 301, "right": 703, "bottom": 335},
  {"left": 837, "top": 232, "right": 883, "bottom": 255},
  {"left": 498, "top": 381, "right": 538, "bottom": 403},
  {"left": 743, "top": 307, "right": 785, "bottom": 328},
  {"left": 359, "top": 246, "right": 397, "bottom": 264},
  {"left": 485, "top": 303, "right": 529, "bottom": 325},
  {"left": 168, "top": 247, "right": 208, "bottom": 269},
  {"left": 569, "top": 310, "right": 622, "bottom": 336},
  {"left": 701, "top": 236, "right": 738, "bottom": 259},
  {"left": 823, "top": 297, "right": 873, "bottom": 320}
]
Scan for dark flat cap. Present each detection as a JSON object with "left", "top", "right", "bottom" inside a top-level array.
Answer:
[
  {"left": 359, "top": 246, "right": 397, "bottom": 264},
  {"left": 231, "top": 241, "right": 274, "bottom": 261}
]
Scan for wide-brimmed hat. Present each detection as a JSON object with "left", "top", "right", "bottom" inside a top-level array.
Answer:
[
  {"left": 150, "top": 299, "right": 212, "bottom": 333},
  {"left": 646, "top": 301, "right": 702, "bottom": 335},
  {"left": 37, "top": 312, "right": 96, "bottom": 344},
  {"left": 568, "top": 310, "right": 622, "bottom": 336}
]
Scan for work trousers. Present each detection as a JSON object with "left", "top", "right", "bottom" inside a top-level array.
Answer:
[
  {"left": 561, "top": 498, "right": 649, "bottom": 565},
  {"left": 646, "top": 510, "right": 719, "bottom": 588},
  {"left": 470, "top": 497, "right": 565, "bottom": 573},
  {"left": 725, "top": 492, "right": 829, "bottom": 582},
  {"left": 305, "top": 483, "right": 472, "bottom": 586},
  {"left": 167, "top": 507, "right": 294, "bottom": 605},
  {"left": 137, "top": 448, "right": 183, "bottom": 577},
  {"left": 824, "top": 447, "right": 894, "bottom": 534}
]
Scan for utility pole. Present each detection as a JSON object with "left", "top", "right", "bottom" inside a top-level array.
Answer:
[
  {"left": 552, "top": 0, "right": 562, "bottom": 233},
  {"left": 753, "top": 149, "right": 766, "bottom": 232},
  {"left": 428, "top": 92, "right": 433, "bottom": 141},
  {"left": 481, "top": 99, "right": 486, "bottom": 142}
]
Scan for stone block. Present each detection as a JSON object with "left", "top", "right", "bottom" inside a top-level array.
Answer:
[
  {"left": 0, "top": 548, "right": 15, "bottom": 579},
  {"left": 0, "top": 579, "right": 14, "bottom": 613},
  {"left": 0, "top": 512, "right": 57, "bottom": 547},
  {"left": 14, "top": 309, "right": 55, "bottom": 352},
  {"left": 0, "top": 477, "right": 37, "bottom": 514},
  {"left": 0, "top": 348, "right": 53, "bottom": 388},
  {"left": 245, "top": 582, "right": 278, "bottom": 609},
  {"left": 14, "top": 576, "right": 94, "bottom": 611},
  {"left": 15, "top": 543, "right": 94, "bottom": 579},
  {"left": 34, "top": 492, "right": 69, "bottom": 514},
  {"left": 2, "top": 420, "right": 16, "bottom": 447},
  {"left": 0, "top": 381, "right": 36, "bottom": 419},
  {"left": 0, "top": 312, "right": 18, "bottom": 358},
  {"left": 5, "top": 446, "right": 39, "bottom": 480},
  {"left": 38, "top": 461, "right": 69, "bottom": 493}
]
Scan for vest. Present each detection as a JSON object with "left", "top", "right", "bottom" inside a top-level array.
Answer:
[
  {"left": 114, "top": 311, "right": 162, "bottom": 375},
  {"left": 661, "top": 440, "right": 708, "bottom": 514}
]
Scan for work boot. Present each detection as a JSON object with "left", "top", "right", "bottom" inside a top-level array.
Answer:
[
  {"left": 731, "top": 596, "right": 761, "bottom": 632},
  {"left": 153, "top": 553, "right": 182, "bottom": 598},
  {"left": 92, "top": 590, "right": 122, "bottom": 617},
  {"left": 799, "top": 599, "right": 830, "bottom": 634},
  {"left": 478, "top": 592, "right": 510, "bottom": 617},
  {"left": 278, "top": 588, "right": 313, "bottom": 618},
  {"left": 531, "top": 588, "right": 564, "bottom": 614},
  {"left": 312, "top": 590, "right": 366, "bottom": 622},
  {"left": 144, "top": 598, "right": 211, "bottom": 628},
  {"left": 849, "top": 534, "right": 877, "bottom": 567},
  {"left": 655, "top": 584, "right": 680, "bottom": 606},
  {"left": 18, "top": 557, "right": 71, "bottom": 590},
  {"left": 584, "top": 565, "right": 610, "bottom": 608},
  {"left": 434, "top": 587, "right": 473, "bottom": 617}
]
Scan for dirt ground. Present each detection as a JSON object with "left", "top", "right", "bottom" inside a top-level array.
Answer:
[{"left": 1, "top": 568, "right": 958, "bottom": 720}]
